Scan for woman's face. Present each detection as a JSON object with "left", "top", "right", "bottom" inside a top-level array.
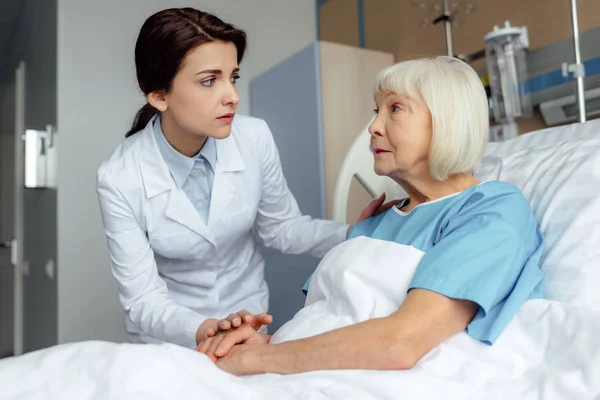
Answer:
[
  {"left": 159, "top": 40, "right": 240, "bottom": 139},
  {"left": 368, "top": 92, "right": 433, "bottom": 180}
]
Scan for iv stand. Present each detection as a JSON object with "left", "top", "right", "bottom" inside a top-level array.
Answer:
[
  {"left": 432, "top": 0, "right": 453, "bottom": 56},
  {"left": 443, "top": 0, "right": 453, "bottom": 57},
  {"left": 563, "top": 0, "right": 586, "bottom": 123}
]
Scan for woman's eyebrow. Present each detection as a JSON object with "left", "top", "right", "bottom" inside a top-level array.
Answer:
[{"left": 195, "top": 69, "right": 222, "bottom": 75}]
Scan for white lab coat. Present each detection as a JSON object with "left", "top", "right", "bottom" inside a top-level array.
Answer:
[{"left": 96, "top": 115, "right": 348, "bottom": 348}]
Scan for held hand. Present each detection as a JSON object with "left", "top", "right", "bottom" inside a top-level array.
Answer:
[
  {"left": 210, "top": 310, "right": 273, "bottom": 336},
  {"left": 358, "top": 193, "right": 404, "bottom": 222},
  {"left": 195, "top": 325, "right": 270, "bottom": 362},
  {"left": 215, "top": 344, "right": 267, "bottom": 376},
  {"left": 346, "top": 194, "right": 404, "bottom": 237},
  {"left": 196, "top": 318, "right": 220, "bottom": 345},
  {"left": 196, "top": 318, "right": 219, "bottom": 345}
]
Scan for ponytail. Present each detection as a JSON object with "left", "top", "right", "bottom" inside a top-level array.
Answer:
[{"left": 125, "top": 103, "right": 157, "bottom": 138}]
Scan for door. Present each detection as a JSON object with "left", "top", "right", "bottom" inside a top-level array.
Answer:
[
  {"left": 0, "top": 81, "right": 16, "bottom": 358},
  {"left": 0, "top": 62, "right": 25, "bottom": 358}
]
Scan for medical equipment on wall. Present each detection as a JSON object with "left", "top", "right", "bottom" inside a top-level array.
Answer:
[
  {"left": 540, "top": 86, "right": 600, "bottom": 126},
  {"left": 484, "top": 21, "right": 531, "bottom": 137}
]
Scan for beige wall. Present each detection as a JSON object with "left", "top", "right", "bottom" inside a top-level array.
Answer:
[
  {"left": 319, "top": 0, "right": 359, "bottom": 48},
  {"left": 318, "top": 42, "right": 394, "bottom": 219}
]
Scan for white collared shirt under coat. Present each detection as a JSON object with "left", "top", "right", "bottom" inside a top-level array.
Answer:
[{"left": 96, "top": 115, "right": 348, "bottom": 348}]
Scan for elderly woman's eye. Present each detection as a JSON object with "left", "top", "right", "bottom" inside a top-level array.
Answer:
[
  {"left": 392, "top": 105, "right": 402, "bottom": 112},
  {"left": 373, "top": 108, "right": 379, "bottom": 115}
]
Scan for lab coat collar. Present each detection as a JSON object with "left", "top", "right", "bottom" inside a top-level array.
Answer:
[
  {"left": 206, "top": 119, "right": 246, "bottom": 225},
  {"left": 137, "top": 116, "right": 213, "bottom": 243},
  {"left": 137, "top": 115, "right": 246, "bottom": 243},
  {"left": 139, "top": 116, "right": 173, "bottom": 198},
  {"left": 153, "top": 116, "right": 219, "bottom": 188},
  {"left": 152, "top": 116, "right": 196, "bottom": 188},
  {"left": 139, "top": 115, "right": 246, "bottom": 198},
  {"left": 215, "top": 119, "right": 245, "bottom": 173}
]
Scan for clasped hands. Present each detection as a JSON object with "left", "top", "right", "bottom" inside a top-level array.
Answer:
[{"left": 195, "top": 310, "right": 272, "bottom": 376}]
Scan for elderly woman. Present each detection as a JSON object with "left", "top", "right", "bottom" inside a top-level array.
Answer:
[{"left": 197, "top": 56, "right": 545, "bottom": 375}]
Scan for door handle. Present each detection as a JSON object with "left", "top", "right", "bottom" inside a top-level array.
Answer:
[{"left": 0, "top": 239, "right": 17, "bottom": 267}]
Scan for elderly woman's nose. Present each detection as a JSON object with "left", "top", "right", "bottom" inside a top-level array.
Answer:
[{"left": 369, "top": 119, "right": 384, "bottom": 137}]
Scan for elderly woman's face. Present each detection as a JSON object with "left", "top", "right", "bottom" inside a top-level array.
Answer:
[{"left": 369, "top": 92, "right": 432, "bottom": 179}]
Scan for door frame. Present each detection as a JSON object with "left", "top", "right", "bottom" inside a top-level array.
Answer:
[{"left": 13, "top": 61, "right": 25, "bottom": 356}]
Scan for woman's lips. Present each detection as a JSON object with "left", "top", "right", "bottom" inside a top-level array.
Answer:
[
  {"left": 217, "top": 113, "right": 235, "bottom": 123},
  {"left": 374, "top": 148, "right": 391, "bottom": 154}
]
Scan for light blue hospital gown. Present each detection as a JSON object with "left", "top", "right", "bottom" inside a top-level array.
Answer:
[{"left": 303, "top": 181, "right": 545, "bottom": 345}]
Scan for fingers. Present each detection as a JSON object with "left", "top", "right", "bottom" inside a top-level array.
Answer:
[
  {"left": 215, "top": 311, "right": 246, "bottom": 334},
  {"left": 217, "top": 319, "right": 232, "bottom": 331},
  {"left": 358, "top": 193, "right": 386, "bottom": 222},
  {"left": 229, "top": 313, "right": 243, "bottom": 328},
  {"left": 368, "top": 193, "right": 386, "bottom": 213},
  {"left": 196, "top": 337, "right": 217, "bottom": 361},
  {"left": 206, "top": 327, "right": 217, "bottom": 338},
  {"left": 215, "top": 310, "right": 273, "bottom": 336},
  {"left": 235, "top": 310, "right": 254, "bottom": 325},
  {"left": 206, "top": 334, "right": 228, "bottom": 361},
  {"left": 251, "top": 313, "right": 273, "bottom": 331},
  {"left": 374, "top": 192, "right": 386, "bottom": 204},
  {"left": 215, "top": 326, "right": 255, "bottom": 358},
  {"left": 218, "top": 312, "right": 243, "bottom": 331}
]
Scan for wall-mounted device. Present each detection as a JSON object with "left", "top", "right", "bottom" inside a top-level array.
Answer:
[
  {"left": 23, "top": 125, "right": 57, "bottom": 189},
  {"left": 540, "top": 86, "right": 600, "bottom": 126}
]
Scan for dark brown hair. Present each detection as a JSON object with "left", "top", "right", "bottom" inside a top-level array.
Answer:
[{"left": 125, "top": 8, "right": 247, "bottom": 137}]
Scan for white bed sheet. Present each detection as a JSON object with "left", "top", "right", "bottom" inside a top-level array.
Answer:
[{"left": 1, "top": 237, "right": 599, "bottom": 400}]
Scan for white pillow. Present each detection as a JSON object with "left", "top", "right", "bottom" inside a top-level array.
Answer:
[{"left": 475, "top": 120, "right": 600, "bottom": 308}]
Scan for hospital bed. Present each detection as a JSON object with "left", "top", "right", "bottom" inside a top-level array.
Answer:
[
  {"left": 1, "top": 119, "right": 600, "bottom": 400},
  {"left": 335, "top": 117, "right": 600, "bottom": 308}
]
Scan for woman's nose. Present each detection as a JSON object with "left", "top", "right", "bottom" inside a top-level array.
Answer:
[
  {"left": 224, "top": 83, "right": 240, "bottom": 106},
  {"left": 368, "top": 118, "right": 383, "bottom": 137}
]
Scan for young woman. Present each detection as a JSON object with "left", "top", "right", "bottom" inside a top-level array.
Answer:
[{"left": 96, "top": 8, "right": 392, "bottom": 349}]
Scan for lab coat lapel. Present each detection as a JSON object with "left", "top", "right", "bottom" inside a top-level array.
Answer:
[
  {"left": 165, "top": 189, "right": 216, "bottom": 245},
  {"left": 208, "top": 131, "right": 245, "bottom": 225},
  {"left": 138, "top": 118, "right": 216, "bottom": 246}
]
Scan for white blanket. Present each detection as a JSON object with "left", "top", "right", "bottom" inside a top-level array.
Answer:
[{"left": 2, "top": 237, "right": 599, "bottom": 400}]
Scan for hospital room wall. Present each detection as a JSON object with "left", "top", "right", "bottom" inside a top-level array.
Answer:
[
  {"left": 318, "top": 0, "right": 600, "bottom": 133},
  {"left": 0, "top": 0, "right": 58, "bottom": 353},
  {"left": 56, "top": 0, "right": 319, "bottom": 343}
]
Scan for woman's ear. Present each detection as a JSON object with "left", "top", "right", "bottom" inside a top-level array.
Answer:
[{"left": 147, "top": 91, "right": 168, "bottom": 112}]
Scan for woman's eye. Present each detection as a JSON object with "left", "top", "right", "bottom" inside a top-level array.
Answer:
[
  {"left": 231, "top": 75, "right": 241, "bottom": 84},
  {"left": 200, "top": 78, "right": 215, "bottom": 87},
  {"left": 373, "top": 108, "right": 379, "bottom": 115},
  {"left": 392, "top": 105, "right": 401, "bottom": 112}
]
